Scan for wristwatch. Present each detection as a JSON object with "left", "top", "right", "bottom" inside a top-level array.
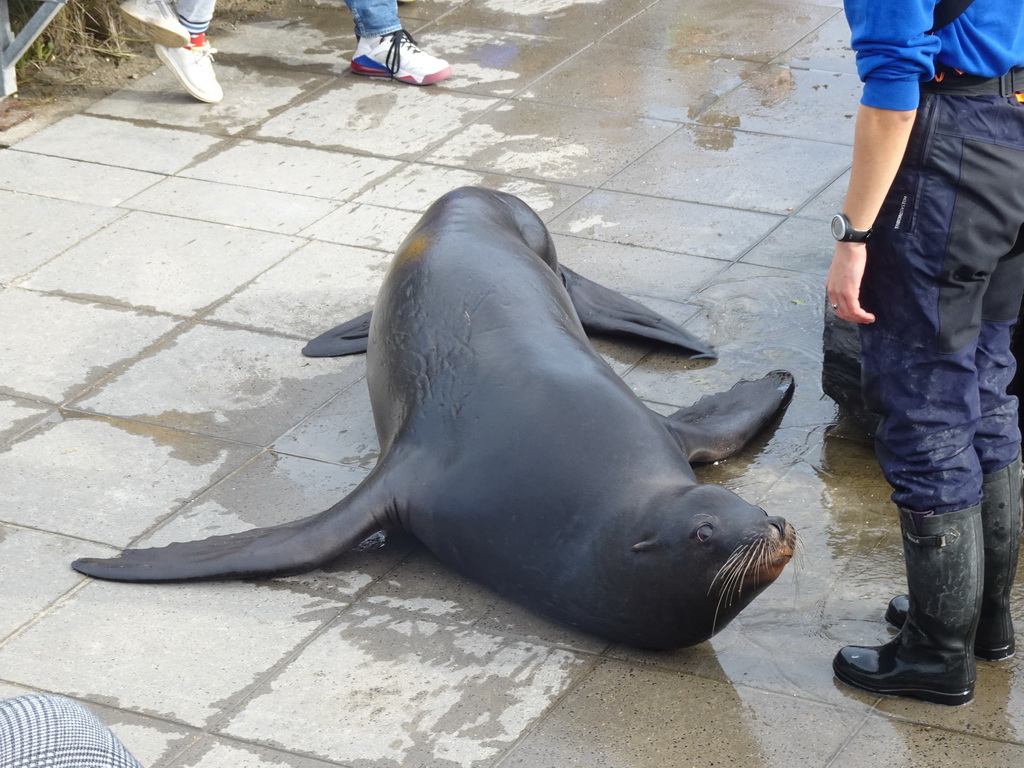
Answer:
[{"left": 831, "top": 213, "right": 872, "bottom": 243}]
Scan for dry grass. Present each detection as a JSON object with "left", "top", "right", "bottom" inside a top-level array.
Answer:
[
  {"left": 9, "top": 0, "right": 138, "bottom": 76},
  {"left": 7, "top": 0, "right": 275, "bottom": 94}
]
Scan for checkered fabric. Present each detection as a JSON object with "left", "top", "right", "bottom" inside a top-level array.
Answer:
[{"left": 0, "top": 695, "right": 143, "bottom": 768}]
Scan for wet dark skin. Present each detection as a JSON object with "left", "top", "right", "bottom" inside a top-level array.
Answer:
[{"left": 74, "top": 187, "right": 797, "bottom": 650}]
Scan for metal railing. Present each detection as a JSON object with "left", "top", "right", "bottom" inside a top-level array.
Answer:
[{"left": 1, "top": 0, "right": 68, "bottom": 97}]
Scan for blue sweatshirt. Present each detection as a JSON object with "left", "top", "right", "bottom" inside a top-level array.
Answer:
[{"left": 845, "top": 0, "right": 1024, "bottom": 110}]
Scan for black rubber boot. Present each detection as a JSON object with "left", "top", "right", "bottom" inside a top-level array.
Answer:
[
  {"left": 885, "top": 455, "right": 1021, "bottom": 661},
  {"left": 834, "top": 504, "right": 983, "bottom": 705}
]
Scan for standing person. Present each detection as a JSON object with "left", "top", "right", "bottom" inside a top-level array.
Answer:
[
  {"left": 826, "top": 0, "right": 1024, "bottom": 705},
  {"left": 118, "top": 0, "right": 451, "bottom": 104}
]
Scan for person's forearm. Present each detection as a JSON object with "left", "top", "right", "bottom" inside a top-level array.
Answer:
[
  {"left": 842, "top": 104, "right": 917, "bottom": 229},
  {"left": 826, "top": 104, "right": 918, "bottom": 324}
]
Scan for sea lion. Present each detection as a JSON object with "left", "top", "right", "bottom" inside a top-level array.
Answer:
[{"left": 73, "top": 186, "right": 797, "bottom": 650}]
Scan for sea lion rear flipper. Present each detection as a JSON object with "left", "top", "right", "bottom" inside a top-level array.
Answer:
[
  {"left": 662, "top": 370, "right": 795, "bottom": 463},
  {"left": 302, "top": 310, "right": 373, "bottom": 357},
  {"left": 71, "top": 477, "right": 390, "bottom": 583},
  {"left": 559, "top": 267, "right": 716, "bottom": 359}
]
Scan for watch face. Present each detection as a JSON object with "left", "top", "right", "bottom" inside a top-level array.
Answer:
[{"left": 831, "top": 214, "right": 846, "bottom": 240}]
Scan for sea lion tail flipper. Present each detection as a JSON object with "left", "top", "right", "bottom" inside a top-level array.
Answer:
[
  {"left": 71, "top": 491, "right": 386, "bottom": 583},
  {"left": 302, "top": 310, "right": 373, "bottom": 357},
  {"left": 662, "top": 370, "right": 795, "bottom": 463},
  {"left": 558, "top": 267, "right": 716, "bottom": 359}
]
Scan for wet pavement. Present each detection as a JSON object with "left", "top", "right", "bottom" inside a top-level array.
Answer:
[{"left": 2, "top": 0, "right": 1024, "bottom": 765}]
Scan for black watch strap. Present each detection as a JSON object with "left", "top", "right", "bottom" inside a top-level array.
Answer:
[{"left": 831, "top": 213, "right": 872, "bottom": 243}]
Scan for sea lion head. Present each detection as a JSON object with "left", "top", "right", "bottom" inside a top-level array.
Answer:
[{"left": 617, "top": 483, "right": 796, "bottom": 649}]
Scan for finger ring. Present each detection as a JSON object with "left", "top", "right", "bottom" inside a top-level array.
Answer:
[{"left": 831, "top": 304, "right": 839, "bottom": 310}]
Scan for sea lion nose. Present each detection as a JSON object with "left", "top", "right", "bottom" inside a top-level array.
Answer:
[{"left": 766, "top": 516, "right": 787, "bottom": 538}]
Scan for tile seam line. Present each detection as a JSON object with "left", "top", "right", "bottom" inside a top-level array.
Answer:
[
  {"left": 196, "top": 586, "right": 603, "bottom": 758},
  {"left": 489, "top": 654, "right": 605, "bottom": 768},
  {"left": 0, "top": 201, "right": 134, "bottom": 286},
  {"left": 391, "top": 0, "right": 701, "bottom": 159}
]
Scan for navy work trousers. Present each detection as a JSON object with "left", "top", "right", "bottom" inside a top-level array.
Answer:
[{"left": 860, "top": 90, "right": 1024, "bottom": 515}]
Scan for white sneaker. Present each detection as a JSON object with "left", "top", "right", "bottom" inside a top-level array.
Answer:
[
  {"left": 154, "top": 39, "right": 223, "bottom": 103},
  {"left": 350, "top": 30, "right": 451, "bottom": 85},
  {"left": 119, "top": 0, "right": 189, "bottom": 48}
]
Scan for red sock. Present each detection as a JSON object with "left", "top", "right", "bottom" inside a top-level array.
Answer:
[{"left": 188, "top": 32, "right": 206, "bottom": 48}]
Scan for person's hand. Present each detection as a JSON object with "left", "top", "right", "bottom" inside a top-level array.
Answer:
[{"left": 826, "top": 241, "right": 876, "bottom": 324}]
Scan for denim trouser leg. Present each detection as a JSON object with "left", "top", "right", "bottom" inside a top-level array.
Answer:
[
  {"left": 343, "top": 0, "right": 401, "bottom": 39},
  {"left": 174, "top": 0, "right": 216, "bottom": 32}
]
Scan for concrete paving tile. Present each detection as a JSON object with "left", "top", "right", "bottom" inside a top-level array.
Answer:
[
  {"left": 12, "top": 114, "right": 225, "bottom": 174},
  {"left": 797, "top": 168, "right": 850, "bottom": 220},
  {"left": 553, "top": 234, "right": 727, "bottom": 303},
  {"left": 476, "top": 600, "right": 612, "bottom": 654},
  {"left": 0, "top": 524, "right": 110, "bottom": 641},
  {"left": 870, "top": 661, "right": 1024, "bottom": 744},
  {"left": 739, "top": 215, "right": 831, "bottom": 272},
  {"left": 425, "top": 102, "right": 678, "bottom": 186},
  {"left": 213, "top": 12, "right": 356, "bottom": 78},
  {"left": 67, "top": 700, "right": 197, "bottom": 768},
  {"left": 20, "top": 212, "right": 304, "bottom": 316},
  {"left": 134, "top": 450, "right": 413, "bottom": 604},
  {"left": 0, "top": 395, "right": 52, "bottom": 445},
  {"left": 352, "top": 164, "right": 587, "bottom": 218},
  {"left": 218, "top": 604, "right": 588, "bottom": 766},
  {"left": 0, "top": 579, "right": 330, "bottom": 727},
  {"left": 0, "top": 684, "right": 33, "bottom": 699},
  {"left": 0, "top": 289, "right": 178, "bottom": 403},
  {"left": 358, "top": 547, "right": 500, "bottom": 625},
  {"left": 773, "top": 8, "right": 857, "bottom": 74},
  {"left": 605, "top": 0, "right": 837, "bottom": 62},
  {"left": 180, "top": 139, "right": 402, "bottom": 200},
  {"left": 831, "top": 716, "right": 1024, "bottom": 768},
  {"left": 499, "top": 659, "right": 863, "bottom": 767},
  {"left": 255, "top": 81, "right": 499, "bottom": 157},
  {"left": 301, "top": 202, "right": 423, "bottom": 252},
  {"left": 521, "top": 43, "right": 760, "bottom": 123},
  {"left": 424, "top": 27, "right": 575, "bottom": 98},
  {"left": 121, "top": 177, "right": 339, "bottom": 235},
  {"left": 86, "top": 62, "right": 328, "bottom": 136},
  {"left": 1, "top": 415, "right": 257, "bottom": 544},
  {"left": 208, "top": 240, "right": 388, "bottom": 338},
  {"left": 623, "top": 265, "right": 829, "bottom": 421},
  {"left": 273, "top": 381, "right": 378, "bottom": 467},
  {"left": 0, "top": 191, "right": 123, "bottom": 284},
  {"left": 0, "top": 150, "right": 162, "bottom": 205},
  {"left": 548, "top": 189, "right": 782, "bottom": 260},
  {"left": 605, "top": 125, "right": 851, "bottom": 214},
  {"left": 168, "top": 738, "right": 339, "bottom": 768},
  {"left": 73, "top": 324, "right": 363, "bottom": 445},
  {"left": 698, "top": 65, "right": 861, "bottom": 145},
  {"left": 439, "top": 0, "right": 652, "bottom": 39}
]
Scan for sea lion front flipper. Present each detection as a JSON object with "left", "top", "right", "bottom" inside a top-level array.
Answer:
[
  {"left": 559, "top": 267, "right": 716, "bottom": 359},
  {"left": 302, "top": 310, "right": 373, "bottom": 357},
  {"left": 71, "top": 475, "right": 391, "bottom": 583},
  {"left": 661, "top": 370, "right": 795, "bottom": 463}
]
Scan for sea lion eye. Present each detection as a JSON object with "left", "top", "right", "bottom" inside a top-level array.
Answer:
[{"left": 695, "top": 524, "right": 714, "bottom": 542}]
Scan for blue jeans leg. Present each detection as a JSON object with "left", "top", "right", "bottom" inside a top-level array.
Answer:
[
  {"left": 174, "top": 0, "right": 216, "bottom": 33},
  {"left": 343, "top": 0, "right": 401, "bottom": 38}
]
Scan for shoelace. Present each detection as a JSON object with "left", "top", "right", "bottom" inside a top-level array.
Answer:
[
  {"left": 189, "top": 43, "right": 217, "bottom": 63},
  {"left": 383, "top": 30, "right": 422, "bottom": 77}
]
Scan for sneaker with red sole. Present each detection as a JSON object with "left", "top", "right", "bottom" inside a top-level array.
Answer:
[{"left": 351, "top": 30, "right": 451, "bottom": 85}]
